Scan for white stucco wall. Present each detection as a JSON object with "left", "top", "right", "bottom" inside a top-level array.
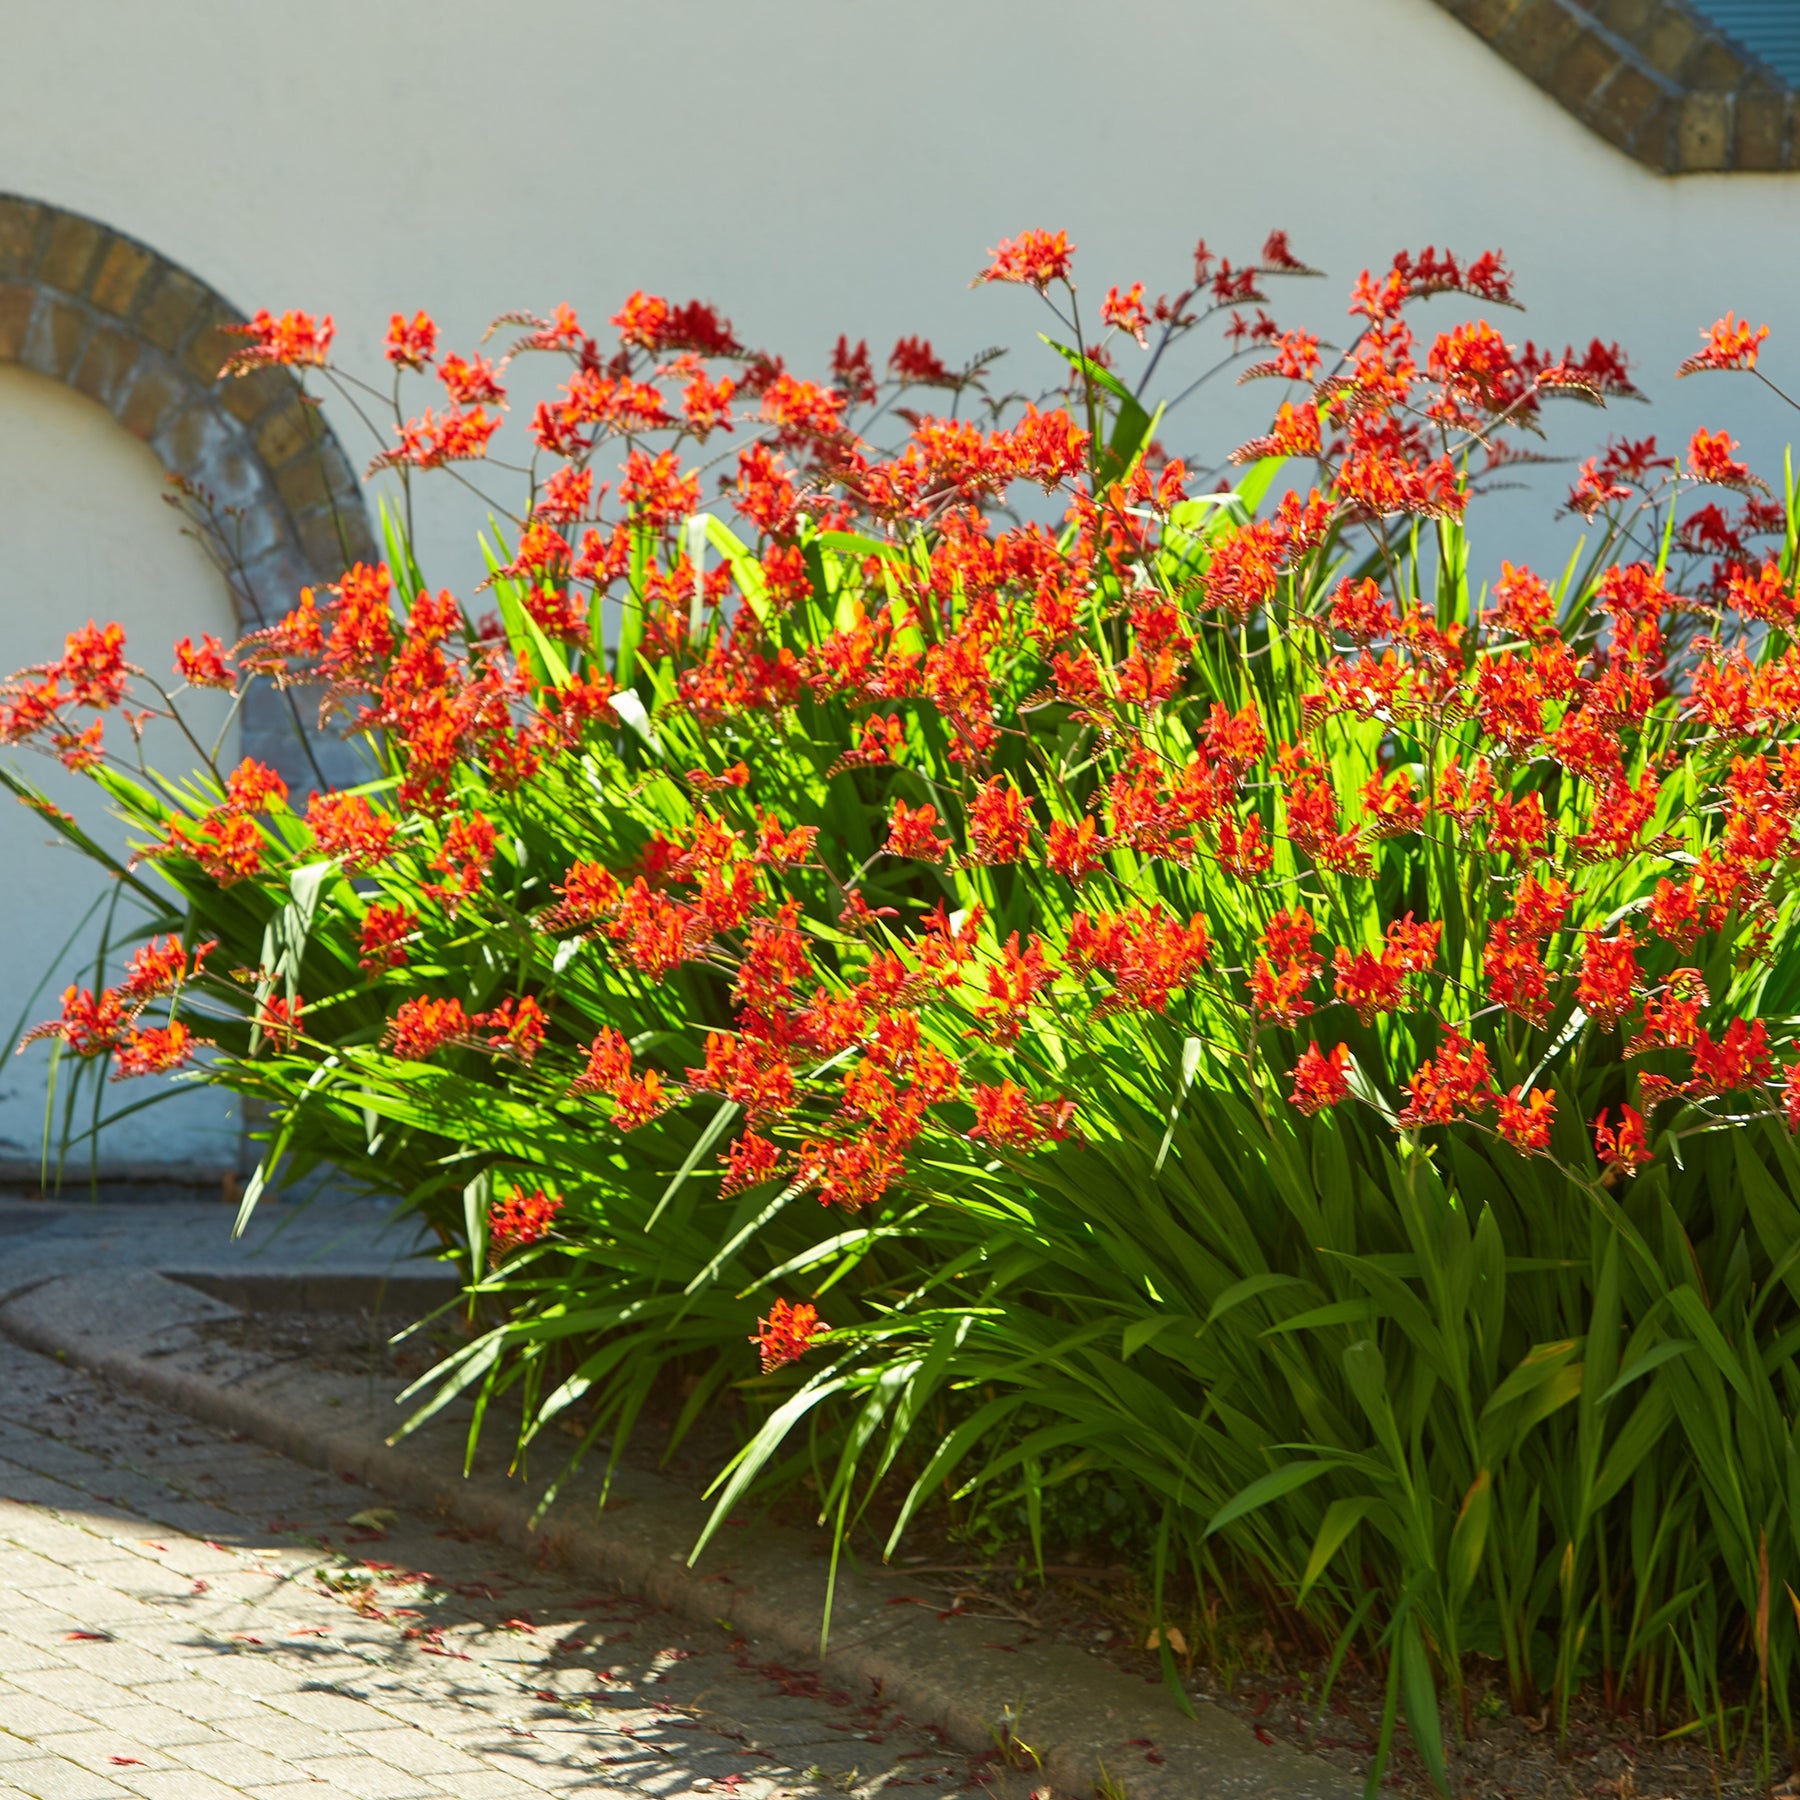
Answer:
[
  {"left": 0, "top": 366, "right": 240, "bottom": 1175},
  {"left": 3, "top": 0, "right": 1797, "bottom": 573},
  {"left": 2, "top": 0, "right": 1799, "bottom": 1167}
]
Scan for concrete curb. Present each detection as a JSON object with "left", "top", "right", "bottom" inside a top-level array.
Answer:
[{"left": 0, "top": 1268, "right": 1357, "bottom": 1800}]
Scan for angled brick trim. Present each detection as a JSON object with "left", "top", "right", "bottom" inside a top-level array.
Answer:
[
  {"left": 1429, "top": 0, "right": 1799, "bottom": 171},
  {"left": 0, "top": 193, "right": 374, "bottom": 786}
]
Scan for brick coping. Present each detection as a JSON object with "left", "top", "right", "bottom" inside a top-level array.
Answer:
[{"left": 1432, "top": 0, "right": 1800, "bottom": 171}]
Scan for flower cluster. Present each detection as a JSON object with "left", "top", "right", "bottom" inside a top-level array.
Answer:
[
  {"left": 486, "top": 1185, "right": 564, "bottom": 1256},
  {"left": 9, "top": 236, "right": 1800, "bottom": 1383},
  {"left": 753, "top": 1297, "right": 827, "bottom": 1372},
  {"left": 18, "top": 935, "right": 215, "bottom": 1080}
]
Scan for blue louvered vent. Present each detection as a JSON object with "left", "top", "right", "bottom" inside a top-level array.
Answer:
[{"left": 1691, "top": 2, "right": 1800, "bottom": 84}]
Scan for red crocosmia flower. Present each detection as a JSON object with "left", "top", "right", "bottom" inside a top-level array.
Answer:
[
  {"left": 541, "top": 861, "right": 621, "bottom": 932},
  {"left": 439, "top": 352, "right": 506, "bottom": 407},
  {"left": 306, "top": 792, "right": 396, "bottom": 869},
  {"left": 1233, "top": 400, "right": 1321, "bottom": 465},
  {"left": 1724, "top": 560, "right": 1798, "bottom": 629},
  {"left": 257, "top": 993, "right": 304, "bottom": 1054},
  {"left": 610, "top": 292, "right": 740, "bottom": 358},
  {"left": 1497, "top": 1086, "right": 1556, "bottom": 1154},
  {"left": 761, "top": 372, "right": 847, "bottom": 443},
  {"left": 734, "top": 444, "right": 800, "bottom": 538},
  {"left": 1067, "top": 906, "right": 1209, "bottom": 1013},
  {"left": 50, "top": 718, "right": 103, "bottom": 772},
  {"left": 827, "top": 336, "right": 876, "bottom": 406},
  {"left": 371, "top": 406, "right": 501, "bottom": 474},
  {"left": 568, "top": 1026, "right": 633, "bottom": 1100},
  {"left": 798, "top": 1135, "right": 904, "bottom": 1209},
  {"left": 968, "top": 779, "right": 1033, "bottom": 864},
  {"left": 222, "top": 309, "right": 333, "bottom": 373},
  {"left": 976, "top": 229, "right": 1075, "bottom": 290},
  {"left": 1648, "top": 878, "right": 1702, "bottom": 950},
  {"left": 886, "top": 798, "right": 950, "bottom": 862},
  {"left": 225, "top": 758, "right": 287, "bottom": 815},
  {"left": 1482, "top": 922, "right": 1554, "bottom": 1025},
  {"left": 385, "top": 995, "right": 469, "bottom": 1060},
  {"left": 1628, "top": 972, "right": 1707, "bottom": 1057},
  {"left": 425, "top": 811, "right": 497, "bottom": 913},
  {"left": 1570, "top": 769, "right": 1661, "bottom": 862},
  {"left": 1039, "top": 647, "right": 1096, "bottom": 705},
  {"left": 124, "top": 934, "right": 211, "bottom": 999},
  {"left": 969, "top": 1080, "right": 1049, "bottom": 1147},
  {"left": 385, "top": 310, "right": 438, "bottom": 368},
  {"left": 536, "top": 465, "right": 594, "bottom": 524},
  {"left": 1333, "top": 947, "right": 1403, "bottom": 1024},
  {"left": 753, "top": 813, "right": 817, "bottom": 870},
  {"left": 609, "top": 881, "right": 704, "bottom": 979},
  {"left": 974, "top": 933, "right": 1056, "bottom": 1044},
  {"left": 619, "top": 448, "right": 701, "bottom": 531},
  {"left": 1397, "top": 1031, "right": 1495, "bottom": 1127},
  {"left": 722, "top": 1131, "right": 783, "bottom": 1196},
  {"left": 475, "top": 996, "right": 547, "bottom": 1064},
  {"left": 889, "top": 335, "right": 953, "bottom": 386},
  {"left": 320, "top": 562, "right": 397, "bottom": 677},
  {"left": 678, "top": 366, "right": 736, "bottom": 435},
  {"left": 1242, "top": 327, "right": 1321, "bottom": 383},
  {"left": 57, "top": 621, "right": 129, "bottom": 710},
  {"left": 1214, "top": 811, "right": 1274, "bottom": 878},
  {"left": 358, "top": 903, "right": 416, "bottom": 973},
  {"left": 164, "top": 809, "right": 265, "bottom": 886},
  {"left": 1783, "top": 1061, "right": 1800, "bottom": 1133},
  {"left": 174, "top": 634, "right": 233, "bottom": 688},
  {"left": 1361, "top": 770, "right": 1425, "bottom": 837},
  {"left": 487, "top": 1186, "right": 563, "bottom": 1256},
  {"left": 1594, "top": 1104, "right": 1650, "bottom": 1176},
  {"left": 1678, "top": 313, "right": 1769, "bottom": 377},
  {"left": 1576, "top": 928, "right": 1640, "bottom": 1030},
  {"left": 1329, "top": 578, "right": 1396, "bottom": 642},
  {"left": 1286, "top": 769, "right": 1368, "bottom": 873},
  {"left": 1384, "top": 915, "right": 1440, "bottom": 974},
  {"left": 19, "top": 985, "right": 127, "bottom": 1057},
  {"left": 1487, "top": 791, "right": 1548, "bottom": 862},
  {"left": 752, "top": 1297, "right": 826, "bottom": 1373},
  {"left": 112, "top": 1021, "right": 200, "bottom": 1080},
  {"left": 1248, "top": 956, "right": 1313, "bottom": 1026},
  {"left": 1687, "top": 427, "right": 1762, "bottom": 491},
  {"left": 0, "top": 675, "right": 64, "bottom": 744},
  {"left": 263, "top": 588, "right": 326, "bottom": 662},
  {"left": 1101, "top": 282, "right": 1150, "bottom": 346},
  {"left": 999, "top": 407, "right": 1090, "bottom": 489},
  {"left": 1289, "top": 1042, "right": 1351, "bottom": 1115},
  {"left": 1248, "top": 907, "right": 1323, "bottom": 1026},
  {"left": 1687, "top": 1017, "right": 1773, "bottom": 1097},
  {"left": 1484, "top": 561, "right": 1556, "bottom": 637}
]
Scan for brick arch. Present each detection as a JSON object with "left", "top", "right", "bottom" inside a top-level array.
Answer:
[{"left": 0, "top": 192, "right": 374, "bottom": 783}]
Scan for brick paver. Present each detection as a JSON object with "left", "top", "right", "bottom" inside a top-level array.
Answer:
[{"left": 0, "top": 1340, "right": 1008, "bottom": 1798}]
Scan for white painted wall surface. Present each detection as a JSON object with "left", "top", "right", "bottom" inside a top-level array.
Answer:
[
  {"left": 0, "top": 366, "right": 240, "bottom": 1174},
  {"left": 1, "top": 0, "right": 1799, "bottom": 1166},
  {"left": 2, "top": 0, "right": 1796, "bottom": 569}
]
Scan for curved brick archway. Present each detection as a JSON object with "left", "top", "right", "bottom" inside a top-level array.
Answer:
[{"left": 0, "top": 192, "right": 374, "bottom": 783}]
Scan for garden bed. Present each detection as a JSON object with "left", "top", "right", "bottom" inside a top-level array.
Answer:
[
  {"left": 191, "top": 1297, "right": 1779, "bottom": 1800},
  {"left": 11, "top": 231, "right": 1800, "bottom": 1793}
]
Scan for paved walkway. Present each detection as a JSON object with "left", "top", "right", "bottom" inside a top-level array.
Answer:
[
  {"left": 0, "top": 1187, "right": 435, "bottom": 1299},
  {"left": 0, "top": 1336, "right": 1009, "bottom": 1800}
]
